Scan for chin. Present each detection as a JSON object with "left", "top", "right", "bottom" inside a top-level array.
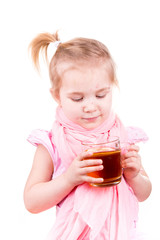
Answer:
[{"left": 81, "top": 122, "right": 101, "bottom": 130}]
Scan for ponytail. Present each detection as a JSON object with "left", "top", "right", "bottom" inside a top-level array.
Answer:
[
  {"left": 29, "top": 31, "right": 60, "bottom": 70},
  {"left": 29, "top": 30, "right": 118, "bottom": 90}
]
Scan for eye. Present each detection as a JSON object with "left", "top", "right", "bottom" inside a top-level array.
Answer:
[
  {"left": 96, "top": 94, "right": 106, "bottom": 99},
  {"left": 71, "top": 97, "right": 83, "bottom": 102}
]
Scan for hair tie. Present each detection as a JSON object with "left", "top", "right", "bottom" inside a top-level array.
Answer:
[
  {"left": 48, "top": 41, "right": 61, "bottom": 63},
  {"left": 54, "top": 40, "right": 61, "bottom": 48}
]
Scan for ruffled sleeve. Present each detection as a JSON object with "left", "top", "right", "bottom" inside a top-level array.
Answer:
[
  {"left": 27, "top": 129, "right": 55, "bottom": 159},
  {"left": 126, "top": 126, "right": 149, "bottom": 144},
  {"left": 27, "top": 129, "right": 65, "bottom": 179}
]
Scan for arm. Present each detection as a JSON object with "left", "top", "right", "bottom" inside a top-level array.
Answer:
[
  {"left": 24, "top": 144, "right": 74, "bottom": 213},
  {"left": 121, "top": 144, "right": 152, "bottom": 202},
  {"left": 24, "top": 144, "right": 103, "bottom": 213}
]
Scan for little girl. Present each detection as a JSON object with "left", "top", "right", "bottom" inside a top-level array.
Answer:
[{"left": 24, "top": 31, "right": 152, "bottom": 240}]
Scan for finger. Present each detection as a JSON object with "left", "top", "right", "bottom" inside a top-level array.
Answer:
[
  {"left": 122, "top": 156, "right": 141, "bottom": 164},
  {"left": 122, "top": 160, "right": 135, "bottom": 169},
  {"left": 127, "top": 144, "right": 140, "bottom": 152},
  {"left": 77, "top": 151, "right": 93, "bottom": 161},
  {"left": 125, "top": 151, "right": 140, "bottom": 158},
  {"left": 80, "top": 159, "right": 103, "bottom": 168},
  {"left": 81, "top": 165, "right": 104, "bottom": 174},
  {"left": 83, "top": 175, "right": 104, "bottom": 184},
  {"left": 122, "top": 158, "right": 140, "bottom": 168}
]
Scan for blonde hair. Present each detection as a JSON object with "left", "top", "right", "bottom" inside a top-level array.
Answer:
[{"left": 29, "top": 31, "right": 118, "bottom": 94}]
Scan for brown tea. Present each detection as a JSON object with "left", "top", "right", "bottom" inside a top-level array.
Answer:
[{"left": 85, "top": 149, "right": 122, "bottom": 187}]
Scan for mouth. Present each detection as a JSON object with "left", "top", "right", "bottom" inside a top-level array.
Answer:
[{"left": 82, "top": 115, "right": 100, "bottom": 122}]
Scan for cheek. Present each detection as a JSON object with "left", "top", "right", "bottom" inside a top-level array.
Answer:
[
  {"left": 109, "top": 96, "right": 112, "bottom": 108},
  {"left": 102, "top": 95, "right": 112, "bottom": 109},
  {"left": 70, "top": 105, "right": 81, "bottom": 118},
  {"left": 61, "top": 101, "right": 80, "bottom": 119},
  {"left": 101, "top": 97, "right": 112, "bottom": 117}
]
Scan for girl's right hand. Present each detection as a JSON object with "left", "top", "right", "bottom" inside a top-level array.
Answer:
[{"left": 64, "top": 151, "right": 104, "bottom": 188}]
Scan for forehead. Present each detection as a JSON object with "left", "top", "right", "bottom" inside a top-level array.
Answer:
[{"left": 59, "top": 61, "right": 112, "bottom": 91}]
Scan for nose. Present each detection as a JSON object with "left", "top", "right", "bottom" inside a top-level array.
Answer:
[{"left": 83, "top": 101, "right": 97, "bottom": 113}]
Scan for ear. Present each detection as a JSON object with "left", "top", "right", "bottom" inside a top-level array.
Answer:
[{"left": 50, "top": 88, "right": 61, "bottom": 105}]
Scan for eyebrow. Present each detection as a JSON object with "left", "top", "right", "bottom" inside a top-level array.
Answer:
[
  {"left": 96, "top": 87, "right": 111, "bottom": 93},
  {"left": 67, "top": 87, "right": 111, "bottom": 96}
]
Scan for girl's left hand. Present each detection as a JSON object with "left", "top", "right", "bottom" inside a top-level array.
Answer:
[{"left": 121, "top": 144, "right": 142, "bottom": 180}]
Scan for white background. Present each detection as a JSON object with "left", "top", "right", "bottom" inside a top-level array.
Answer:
[{"left": 0, "top": 0, "right": 159, "bottom": 239}]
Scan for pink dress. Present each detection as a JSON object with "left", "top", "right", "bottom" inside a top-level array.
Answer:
[{"left": 27, "top": 108, "right": 149, "bottom": 240}]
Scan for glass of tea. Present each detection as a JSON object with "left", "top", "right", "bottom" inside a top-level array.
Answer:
[{"left": 82, "top": 137, "right": 122, "bottom": 187}]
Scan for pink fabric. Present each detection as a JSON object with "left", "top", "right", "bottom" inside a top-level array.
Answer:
[
  {"left": 126, "top": 126, "right": 148, "bottom": 144},
  {"left": 27, "top": 129, "right": 66, "bottom": 179},
  {"left": 28, "top": 107, "right": 148, "bottom": 240},
  {"left": 51, "top": 108, "right": 128, "bottom": 170}
]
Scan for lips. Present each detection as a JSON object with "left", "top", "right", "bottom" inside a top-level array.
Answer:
[{"left": 82, "top": 115, "right": 100, "bottom": 121}]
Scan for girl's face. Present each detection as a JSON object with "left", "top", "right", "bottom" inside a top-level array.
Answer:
[{"left": 52, "top": 63, "right": 113, "bottom": 130}]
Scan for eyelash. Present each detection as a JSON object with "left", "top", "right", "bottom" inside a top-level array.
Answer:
[
  {"left": 96, "top": 94, "right": 106, "bottom": 98},
  {"left": 71, "top": 98, "right": 83, "bottom": 102},
  {"left": 71, "top": 94, "right": 106, "bottom": 102}
]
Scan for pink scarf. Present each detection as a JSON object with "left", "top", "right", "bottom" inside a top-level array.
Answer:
[{"left": 51, "top": 107, "right": 139, "bottom": 240}]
